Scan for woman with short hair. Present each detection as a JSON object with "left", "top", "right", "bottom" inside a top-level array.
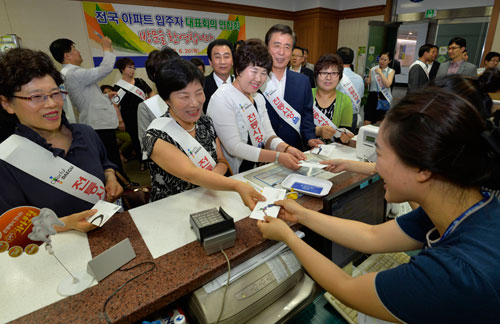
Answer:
[
  {"left": 312, "top": 54, "right": 354, "bottom": 144},
  {"left": 142, "top": 58, "right": 263, "bottom": 208},
  {"left": 0, "top": 48, "right": 122, "bottom": 232},
  {"left": 207, "top": 39, "right": 305, "bottom": 174}
]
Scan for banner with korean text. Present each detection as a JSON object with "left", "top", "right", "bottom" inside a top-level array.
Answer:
[{"left": 82, "top": 2, "right": 246, "bottom": 67}]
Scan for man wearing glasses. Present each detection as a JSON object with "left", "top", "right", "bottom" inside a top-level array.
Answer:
[
  {"left": 289, "top": 46, "right": 315, "bottom": 88},
  {"left": 436, "top": 37, "right": 477, "bottom": 78}
]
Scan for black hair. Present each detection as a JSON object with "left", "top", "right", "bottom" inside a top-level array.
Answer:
[
  {"left": 233, "top": 38, "right": 272, "bottom": 76},
  {"left": 418, "top": 44, "right": 432, "bottom": 57},
  {"left": 379, "top": 51, "right": 392, "bottom": 61},
  {"left": 292, "top": 46, "right": 304, "bottom": 56},
  {"left": 313, "top": 53, "right": 344, "bottom": 80},
  {"left": 155, "top": 58, "right": 204, "bottom": 101},
  {"left": 145, "top": 46, "right": 179, "bottom": 84},
  {"left": 207, "top": 39, "right": 233, "bottom": 61},
  {"left": 115, "top": 57, "right": 134, "bottom": 73},
  {"left": 0, "top": 48, "right": 64, "bottom": 100},
  {"left": 485, "top": 51, "right": 500, "bottom": 62},
  {"left": 264, "top": 24, "right": 296, "bottom": 47},
  {"left": 336, "top": 47, "right": 354, "bottom": 65},
  {"left": 100, "top": 84, "right": 113, "bottom": 93},
  {"left": 190, "top": 57, "right": 205, "bottom": 73},
  {"left": 49, "top": 38, "right": 74, "bottom": 64},
  {"left": 303, "top": 48, "right": 309, "bottom": 54},
  {"left": 384, "top": 86, "right": 497, "bottom": 188},
  {"left": 449, "top": 37, "right": 466, "bottom": 48}
]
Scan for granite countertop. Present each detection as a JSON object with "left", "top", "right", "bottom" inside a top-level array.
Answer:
[{"left": 12, "top": 171, "right": 367, "bottom": 324}]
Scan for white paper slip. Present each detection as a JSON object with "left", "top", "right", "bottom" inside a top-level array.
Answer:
[
  {"left": 357, "top": 312, "right": 397, "bottom": 324},
  {"left": 87, "top": 200, "right": 121, "bottom": 227},
  {"left": 298, "top": 160, "right": 327, "bottom": 169},
  {"left": 310, "top": 144, "right": 336, "bottom": 157},
  {"left": 250, "top": 187, "right": 286, "bottom": 220}
]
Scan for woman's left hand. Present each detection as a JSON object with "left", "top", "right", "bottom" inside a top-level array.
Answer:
[
  {"left": 104, "top": 171, "right": 123, "bottom": 202},
  {"left": 286, "top": 146, "right": 306, "bottom": 160},
  {"left": 235, "top": 182, "right": 266, "bottom": 210},
  {"left": 257, "top": 215, "right": 295, "bottom": 243}
]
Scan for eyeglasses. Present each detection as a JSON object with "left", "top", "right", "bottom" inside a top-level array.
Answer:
[
  {"left": 126, "top": 65, "right": 136, "bottom": 69},
  {"left": 13, "top": 91, "right": 67, "bottom": 104},
  {"left": 448, "top": 46, "right": 461, "bottom": 51},
  {"left": 291, "top": 54, "right": 304, "bottom": 58},
  {"left": 318, "top": 71, "right": 340, "bottom": 78}
]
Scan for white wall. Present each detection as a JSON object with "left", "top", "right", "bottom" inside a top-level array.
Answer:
[
  {"left": 0, "top": 0, "right": 293, "bottom": 88},
  {"left": 337, "top": 15, "right": 385, "bottom": 57}
]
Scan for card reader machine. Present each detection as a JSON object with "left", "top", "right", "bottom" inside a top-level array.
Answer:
[
  {"left": 190, "top": 207, "right": 236, "bottom": 255},
  {"left": 356, "top": 125, "right": 379, "bottom": 162}
]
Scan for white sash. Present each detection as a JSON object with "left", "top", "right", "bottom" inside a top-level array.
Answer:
[
  {"left": 0, "top": 135, "right": 105, "bottom": 204},
  {"left": 339, "top": 73, "right": 361, "bottom": 110},
  {"left": 147, "top": 117, "right": 216, "bottom": 170},
  {"left": 312, "top": 101, "right": 346, "bottom": 139},
  {"left": 373, "top": 67, "right": 393, "bottom": 102},
  {"left": 232, "top": 88, "right": 265, "bottom": 148},
  {"left": 262, "top": 78, "right": 301, "bottom": 134},
  {"left": 409, "top": 59, "right": 429, "bottom": 77},
  {"left": 115, "top": 79, "right": 147, "bottom": 102},
  {"left": 59, "top": 65, "right": 77, "bottom": 123},
  {"left": 144, "top": 94, "right": 169, "bottom": 118}
]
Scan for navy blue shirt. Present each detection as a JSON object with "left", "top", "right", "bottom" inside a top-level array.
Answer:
[
  {"left": 0, "top": 117, "right": 116, "bottom": 217},
  {"left": 264, "top": 70, "right": 315, "bottom": 151},
  {"left": 376, "top": 196, "right": 500, "bottom": 323}
]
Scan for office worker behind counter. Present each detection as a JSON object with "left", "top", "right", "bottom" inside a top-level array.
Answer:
[
  {"left": 258, "top": 86, "right": 500, "bottom": 323},
  {"left": 207, "top": 39, "right": 305, "bottom": 175},
  {"left": 141, "top": 58, "right": 264, "bottom": 209},
  {"left": 0, "top": 48, "right": 123, "bottom": 232}
]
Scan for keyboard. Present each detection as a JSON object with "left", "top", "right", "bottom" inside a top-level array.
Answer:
[{"left": 324, "top": 252, "right": 411, "bottom": 324}]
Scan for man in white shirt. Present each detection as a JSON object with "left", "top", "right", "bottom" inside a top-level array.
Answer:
[
  {"left": 202, "top": 39, "right": 234, "bottom": 113},
  {"left": 407, "top": 44, "right": 433, "bottom": 93},
  {"left": 263, "top": 24, "right": 322, "bottom": 151},
  {"left": 50, "top": 37, "right": 125, "bottom": 177},
  {"left": 336, "top": 47, "right": 365, "bottom": 131},
  {"left": 290, "top": 46, "right": 315, "bottom": 88}
]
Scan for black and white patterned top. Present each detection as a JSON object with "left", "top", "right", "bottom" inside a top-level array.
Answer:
[{"left": 143, "top": 113, "right": 218, "bottom": 201}]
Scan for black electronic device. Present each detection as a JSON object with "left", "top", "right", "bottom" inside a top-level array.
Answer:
[
  {"left": 316, "top": 174, "right": 386, "bottom": 267},
  {"left": 190, "top": 207, "right": 236, "bottom": 255}
]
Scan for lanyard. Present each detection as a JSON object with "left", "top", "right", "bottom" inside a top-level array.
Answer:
[{"left": 440, "top": 191, "right": 491, "bottom": 241}]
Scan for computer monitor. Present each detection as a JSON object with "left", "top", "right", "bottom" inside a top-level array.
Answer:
[{"left": 321, "top": 173, "right": 386, "bottom": 267}]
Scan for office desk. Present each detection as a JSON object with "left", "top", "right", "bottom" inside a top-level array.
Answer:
[{"left": 10, "top": 157, "right": 368, "bottom": 324}]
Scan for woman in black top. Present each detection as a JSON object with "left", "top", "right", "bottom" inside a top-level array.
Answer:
[{"left": 114, "top": 57, "right": 152, "bottom": 170}]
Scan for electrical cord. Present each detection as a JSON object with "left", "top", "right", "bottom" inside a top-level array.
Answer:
[
  {"left": 215, "top": 248, "right": 231, "bottom": 324},
  {"left": 102, "top": 261, "right": 156, "bottom": 324}
]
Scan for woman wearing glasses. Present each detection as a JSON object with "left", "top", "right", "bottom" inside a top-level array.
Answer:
[
  {"left": 312, "top": 54, "right": 354, "bottom": 144},
  {"left": 207, "top": 39, "right": 305, "bottom": 174},
  {"left": 0, "top": 48, "right": 122, "bottom": 232}
]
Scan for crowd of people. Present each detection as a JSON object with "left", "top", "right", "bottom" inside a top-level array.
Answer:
[{"left": 0, "top": 23, "right": 499, "bottom": 322}]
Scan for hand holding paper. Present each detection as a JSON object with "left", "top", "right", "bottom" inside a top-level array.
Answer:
[{"left": 250, "top": 188, "right": 286, "bottom": 220}]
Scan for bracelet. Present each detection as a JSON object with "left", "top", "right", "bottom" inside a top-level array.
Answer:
[
  {"left": 275, "top": 151, "right": 280, "bottom": 163},
  {"left": 284, "top": 144, "right": 290, "bottom": 153}
]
